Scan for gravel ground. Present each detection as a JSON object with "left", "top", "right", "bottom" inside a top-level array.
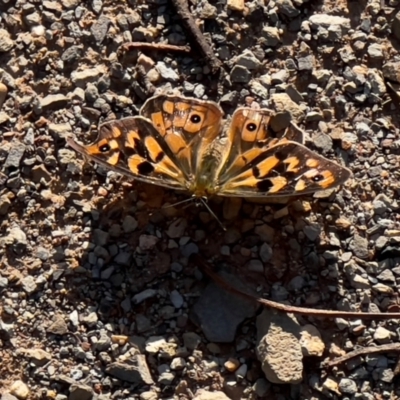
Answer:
[{"left": 1, "top": 0, "right": 400, "bottom": 399}]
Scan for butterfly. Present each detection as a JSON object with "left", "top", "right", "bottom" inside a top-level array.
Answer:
[{"left": 67, "top": 94, "right": 352, "bottom": 219}]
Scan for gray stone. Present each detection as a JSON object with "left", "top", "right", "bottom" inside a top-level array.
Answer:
[
  {"left": 122, "top": 215, "right": 138, "bottom": 233},
  {"left": 276, "top": 0, "right": 299, "bottom": 18},
  {"left": 136, "top": 314, "right": 151, "bottom": 333},
  {"left": 40, "top": 94, "right": 69, "bottom": 110},
  {"left": 350, "top": 235, "right": 369, "bottom": 259},
  {"left": 114, "top": 251, "right": 132, "bottom": 267},
  {"left": 0, "top": 29, "right": 15, "bottom": 52},
  {"left": 199, "top": 2, "right": 217, "bottom": 18},
  {"left": 368, "top": 43, "right": 383, "bottom": 59},
  {"left": 193, "top": 390, "right": 230, "bottom": 400},
  {"left": 81, "top": 312, "right": 98, "bottom": 327},
  {"left": 84, "top": 83, "right": 98, "bottom": 103},
  {"left": 220, "top": 91, "right": 238, "bottom": 105},
  {"left": 256, "top": 310, "right": 303, "bottom": 384},
  {"left": 4, "top": 142, "right": 26, "bottom": 169},
  {"left": 181, "top": 242, "right": 199, "bottom": 258},
  {"left": 93, "top": 229, "right": 109, "bottom": 246},
  {"left": 91, "top": 15, "right": 110, "bottom": 44},
  {"left": 249, "top": 81, "right": 269, "bottom": 99},
  {"left": 303, "top": 225, "right": 320, "bottom": 241},
  {"left": 106, "top": 356, "right": 154, "bottom": 384},
  {"left": 47, "top": 314, "right": 68, "bottom": 335},
  {"left": 271, "top": 69, "right": 288, "bottom": 84},
  {"left": 92, "top": 0, "right": 103, "bottom": 13},
  {"left": 246, "top": 259, "right": 264, "bottom": 273},
  {"left": 297, "top": 55, "right": 314, "bottom": 71},
  {"left": 261, "top": 27, "right": 280, "bottom": 47},
  {"left": 253, "top": 378, "right": 270, "bottom": 397},
  {"left": 373, "top": 326, "right": 392, "bottom": 343},
  {"left": 0, "top": 276, "right": 9, "bottom": 289},
  {"left": 392, "top": 11, "right": 400, "bottom": 42},
  {"left": 170, "top": 290, "right": 184, "bottom": 308},
  {"left": 23, "top": 12, "right": 41, "bottom": 26},
  {"left": 191, "top": 270, "right": 258, "bottom": 342},
  {"left": 338, "top": 378, "right": 357, "bottom": 394},
  {"left": 61, "top": 46, "right": 83, "bottom": 63},
  {"left": 230, "top": 65, "right": 251, "bottom": 83},
  {"left": 0, "top": 195, "right": 11, "bottom": 215},
  {"left": 308, "top": 14, "right": 350, "bottom": 31},
  {"left": 182, "top": 332, "right": 202, "bottom": 350},
  {"left": 2, "top": 394, "right": 19, "bottom": 400},
  {"left": 156, "top": 62, "right": 179, "bottom": 82},
  {"left": 236, "top": 50, "right": 261, "bottom": 70},
  {"left": 69, "top": 383, "right": 94, "bottom": 400},
  {"left": 132, "top": 288, "right": 157, "bottom": 304},
  {"left": 71, "top": 67, "right": 106, "bottom": 87},
  {"left": 259, "top": 243, "right": 272, "bottom": 262},
  {"left": 369, "top": 69, "right": 386, "bottom": 96},
  {"left": 313, "top": 133, "right": 333, "bottom": 152},
  {"left": 23, "top": 348, "right": 51, "bottom": 366},
  {"left": 287, "top": 276, "right": 305, "bottom": 291}
]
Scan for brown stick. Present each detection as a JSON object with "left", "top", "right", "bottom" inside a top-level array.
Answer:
[
  {"left": 322, "top": 343, "right": 400, "bottom": 367},
  {"left": 118, "top": 41, "right": 191, "bottom": 54},
  {"left": 171, "top": 0, "right": 222, "bottom": 74},
  {"left": 192, "top": 254, "right": 400, "bottom": 320}
]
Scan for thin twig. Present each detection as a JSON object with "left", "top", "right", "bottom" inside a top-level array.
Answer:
[
  {"left": 322, "top": 343, "right": 400, "bottom": 368},
  {"left": 192, "top": 254, "right": 400, "bottom": 320},
  {"left": 118, "top": 41, "right": 191, "bottom": 56},
  {"left": 171, "top": 0, "right": 222, "bottom": 74}
]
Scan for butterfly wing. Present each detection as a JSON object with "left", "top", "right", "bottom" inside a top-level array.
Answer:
[
  {"left": 216, "top": 108, "right": 304, "bottom": 180},
  {"left": 216, "top": 140, "right": 352, "bottom": 197},
  {"left": 140, "top": 95, "right": 223, "bottom": 177},
  {"left": 67, "top": 116, "right": 189, "bottom": 191}
]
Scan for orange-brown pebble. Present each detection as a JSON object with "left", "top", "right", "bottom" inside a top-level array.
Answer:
[
  {"left": 97, "top": 187, "right": 108, "bottom": 197},
  {"left": 224, "top": 358, "right": 240, "bottom": 372},
  {"left": 111, "top": 335, "right": 129, "bottom": 345}
]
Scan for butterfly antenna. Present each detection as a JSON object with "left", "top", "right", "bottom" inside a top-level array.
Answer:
[
  {"left": 200, "top": 198, "right": 227, "bottom": 231},
  {"left": 162, "top": 197, "right": 194, "bottom": 209}
]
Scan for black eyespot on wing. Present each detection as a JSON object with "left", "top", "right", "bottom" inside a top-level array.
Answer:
[
  {"left": 99, "top": 144, "right": 111, "bottom": 152},
  {"left": 272, "top": 162, "right": 286, "bottom": 175},
  {"left": 257, "top": 179, "right": 273, "bottom": 192},
  {"left": 133, "top": 138, "right": 147, "bottom": 158},
  {"left": 155, "top": 151, "right": 165, "bottom": 162},
  {"left": 252, "top": 165, "right": 261, "bottom": 178},
  {"left": 274, "top": 150, "right": 288, "bottom": 161},
  {"left": 190, "top": 114, "right": 201, "bottom": 123},
  {"left": 124, "top": 146, "right": 136, "bottom": 157},
  {"left": 312, "top": 174, "right": 324, "bottom": 182},
  {"left": 246, "top": 122, "right": 257, "bottom": 131},
  {"left": 137, "top": 161, "right": 154, "bottom": 175}
]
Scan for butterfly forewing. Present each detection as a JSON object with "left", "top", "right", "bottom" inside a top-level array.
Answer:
[
  {"left": 216, "top": 141, "right": 352, "bottom": 197},
  {"left": 67, "top": 116, "right": 189, "bottom": 191},
  {"left": 141, "top": 95, "right": 223, "bottom": 177}
]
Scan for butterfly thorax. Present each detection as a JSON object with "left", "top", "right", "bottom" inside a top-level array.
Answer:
[{"left": 187, "top": 142, "right": 226, "bottom": 197}]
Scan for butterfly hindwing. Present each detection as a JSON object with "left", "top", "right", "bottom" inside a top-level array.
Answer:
[{"left": 217, "top": 141, "right": 352, "bottom": 197}]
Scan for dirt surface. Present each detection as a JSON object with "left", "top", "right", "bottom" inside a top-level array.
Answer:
[{"left": 1, "top": 0, "right": 400, "bottom": 399}]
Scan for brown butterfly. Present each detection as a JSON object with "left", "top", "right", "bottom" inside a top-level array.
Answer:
[{"left": 67, "top": 94, "right": 352, "bottom": 220}]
